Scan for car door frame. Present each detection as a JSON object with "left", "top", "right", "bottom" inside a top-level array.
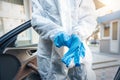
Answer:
[{"left": 0, "top": 20, "right": 31, "bottom": 54}]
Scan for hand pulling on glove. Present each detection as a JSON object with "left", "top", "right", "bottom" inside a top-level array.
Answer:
[{"left": 54, "top": 32, "right": 85, "bottom": 68}]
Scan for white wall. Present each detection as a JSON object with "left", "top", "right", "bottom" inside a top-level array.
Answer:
[
  {"left": 0, "top": 1, "right": 25, "bottom": 35},
  {"left": 0, "top": 1, "right": 25, "bottom": 19}
]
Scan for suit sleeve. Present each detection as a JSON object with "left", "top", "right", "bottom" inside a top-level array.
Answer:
[
  {"left": 72, "top": 0, "right": 97, "bottom": 40},
  {"left": 31, "top": 0, "right": 64, "bottom": 40}
]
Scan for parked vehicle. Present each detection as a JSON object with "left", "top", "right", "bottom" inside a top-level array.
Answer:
[
  {"left": 89, "top": 39, "right": 99, "bottom": 45},
  {"left": 0, "top": 20, "right": 41, "bottom": 80}
]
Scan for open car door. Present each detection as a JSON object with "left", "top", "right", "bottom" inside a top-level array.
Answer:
[{"left": 0, "top": 20, "right": 41, "bottom": 80}]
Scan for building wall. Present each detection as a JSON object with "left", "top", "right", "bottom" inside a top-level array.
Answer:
[
  {"left": 100, "top": 19, "right": 120, "bottom": 54},
  {"left": 0, "top": 0, "right": 39, "bottom": 46},
  {"left": 0, "top": 0, "right": 25, "bottom": 37},
  {"left": 100, "top": 39, "right": 110, "bottom": 53},
  {"left": 0, "top": 0, "right": 23, "bottom": 5}
]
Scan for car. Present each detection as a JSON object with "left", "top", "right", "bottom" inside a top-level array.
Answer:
[
  {"left": 0, "top": 20, "right": 41, "bottom": 80},
  {"left": 0, "top": 20, "right": 119, "bottom": 80},
  {"left": 90, "top": 40, "right": 99, "bottom": 44}
]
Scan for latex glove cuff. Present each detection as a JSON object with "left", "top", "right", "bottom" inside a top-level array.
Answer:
[{"left": 53, "top": 32, "right": 71, "bottom": 48}]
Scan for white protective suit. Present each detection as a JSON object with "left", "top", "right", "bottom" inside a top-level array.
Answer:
[{"left": 31, "top": 0, "right": 97, "bottom": 80}]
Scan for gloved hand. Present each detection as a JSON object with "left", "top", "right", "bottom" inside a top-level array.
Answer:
[
  {"left": 61, "top": 34, "right": 85, "bottom": 67},
  {"left": 54, "top": 32, "right": 85, "bottom": 68},
  {"left": 53, "top": 32, "right": 71, "bottom": 48}
]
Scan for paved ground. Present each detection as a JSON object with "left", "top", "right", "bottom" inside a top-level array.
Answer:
[
  {"left": 90, "top": 45, "right": 120, "bottom": 65},
  {"left": 89, "top": 45, "right": 120, "bottom": 59},
  {"left": 88, "top": 45, "right": 120, "bottom": 80}
]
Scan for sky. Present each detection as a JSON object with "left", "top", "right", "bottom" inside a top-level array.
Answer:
[
  {"left": 96, "top": 0, "right": 120, "bottom": 16},
  {"left": 101, "top": 0, "right": 120, "bottom": 10}
]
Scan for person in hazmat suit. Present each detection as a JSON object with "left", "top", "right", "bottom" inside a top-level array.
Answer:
[{"left": 31, "top": 0, "right": 97, "bottom": 80}]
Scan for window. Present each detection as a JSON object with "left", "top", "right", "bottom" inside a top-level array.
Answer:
[
  {"left": 102, "top": 23, "right": 110, "bottom": 39},
  {"left": 104, "top": 27, "right": 110, "bottom": 37},
  {"left": 112, "top": 21, "right": 118, "bottom": 40},
  {"left": 16, "top": 28, "right": 39, "bottom": 47}
]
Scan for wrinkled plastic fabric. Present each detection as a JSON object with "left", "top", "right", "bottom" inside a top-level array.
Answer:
[
  {"left": 54, "top": 32, "right": 86, "bottom": 67},
  {"left": 53, "top": 32, "right": 71, "bottom": 48},
  {"left": 61, "top": 34, "right": 85, "bottom": 67},
  {"left": 31, "top": 0, "right": 97, "bottom": 80}
]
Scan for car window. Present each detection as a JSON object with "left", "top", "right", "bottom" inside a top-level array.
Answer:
[{"left": 15, "top": 28, "right": 39, "bottom": 47}]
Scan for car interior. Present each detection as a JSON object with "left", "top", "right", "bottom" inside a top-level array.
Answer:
[{"left": 0, "top": 20, "right": 41, "bottom": 80}]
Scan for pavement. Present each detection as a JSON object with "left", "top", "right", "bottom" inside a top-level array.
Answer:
[
  {"left": 88, "top": 45, "right": 120, "bottom": 80},
  {"left": 89, "top": 45, "right": 120, "bottom": 64}
]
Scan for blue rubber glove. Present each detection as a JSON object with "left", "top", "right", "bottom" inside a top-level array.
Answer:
[
  {"left": 61, "top": 34, "right": 85, "bottom": 67},
  {"left": 53, "top": 32, "right": 71, "bottom": 48}
]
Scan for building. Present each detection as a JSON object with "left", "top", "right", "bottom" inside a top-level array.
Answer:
[
  {"left": 98, "top": 10, "right": 120, "bottom": 54},
  {"left": 0, "top": 0, "right": 38, "bottom": 46}
]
